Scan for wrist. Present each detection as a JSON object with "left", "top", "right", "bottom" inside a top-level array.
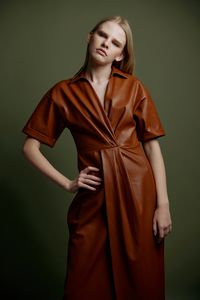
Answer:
[
  {"left": 157, "top": 201, "right": 169, "bottom": 208},
  {"left": 157, "top": 196, "right": 169, "bottom": 208},
  {"left": 63, "top": 178, "right": 72, "bottom": 192}
]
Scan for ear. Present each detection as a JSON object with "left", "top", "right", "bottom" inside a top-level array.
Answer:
[
  {"left": 87, "top": 32, "right": 93, "bottom": 44},
  {"left": 115, "top": 52, "right": 124, "bottom": 62}
]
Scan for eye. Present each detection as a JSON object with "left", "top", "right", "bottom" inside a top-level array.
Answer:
[
  {"left": 98, "top": 30, "right": 107, "bottom": 38},
  {"left": 112, "top": 41, "right": 120, "bottom": 47}
]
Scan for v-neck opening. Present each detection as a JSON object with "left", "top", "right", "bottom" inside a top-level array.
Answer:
[
  {"left": 86, "top": 79, "right": 110, "bottom": 115},
  {"left": 85, "top": 78, "right": 117, "bottom": 137}
]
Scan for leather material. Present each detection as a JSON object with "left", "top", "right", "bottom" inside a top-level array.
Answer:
[{"left": 22, "top": 66, "right": 166, "bottom": 300}]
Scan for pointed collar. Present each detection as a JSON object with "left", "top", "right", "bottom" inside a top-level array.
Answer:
[{"left": 70, "top": 65, "right": 129, "bottom": 83}]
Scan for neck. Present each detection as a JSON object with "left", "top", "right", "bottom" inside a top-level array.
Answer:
[{"left": 85, "top": 62, "right": 112, "bottom": 84}]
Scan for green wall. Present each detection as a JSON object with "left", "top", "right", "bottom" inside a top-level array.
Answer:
[{"left": 1, "top": 0, "right": 199, "bottom": 299}]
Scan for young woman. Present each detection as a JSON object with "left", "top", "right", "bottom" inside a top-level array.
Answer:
[{"left": 22, "top": 16, "right": 172, "bottom": 300}]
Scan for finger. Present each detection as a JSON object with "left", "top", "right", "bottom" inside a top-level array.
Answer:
[
  {"left": 153, "top": 219, "right": 157, "bottom": 236},
  {"left": 78, "top": 177, "right": 101, "bottom": 185},
  {"left": 87, "top": 166, "right": 100, "bottom": 171},
  {"left": 81, "top": 166, "right": 100, "bottom": 174},
  {"left": 163, "top": 228, "right": 169, "bottom": 237},
  {"left": 159, "top": 227, "right": 165, "bottom": 239},
  {"left": 80, "top": 178, "right": 102, "bottom": 186},
  {"left": 165, "top": 225, "right": 172, "bottom": 235},
  {"left": 81, "top": 174, "right": 102, "bottom": 181},
  {"left": 78, "top": 182, "right": 97, "bottom": 191}
]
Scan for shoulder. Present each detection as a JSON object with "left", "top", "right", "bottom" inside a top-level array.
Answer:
[
  {"left": 48, "top": 78, "right": 72, "bottom": 92},
  {"left": 120, "top": 73, "right": 155, "bottom": 109},
  {"left": 43, "top": 78, "right": 73, "bottom": 104},
  {"left": 116, "top": 68, "right": 146, "bottom": 90},
  {"left": 124, "top": 73, "right": 147, "bottom": 88},
  {"left": 129, "top": 74, "right": 152, "bottom": 99},
  {"left": 120, "top": 72, "right": 150, "bottom": 100}
]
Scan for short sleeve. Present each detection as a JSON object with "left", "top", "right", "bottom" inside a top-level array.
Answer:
[
  {"left": 22, "top": 84, "right": 66, "bottom": 147},
  {"left": 133, "top": 81, "right": 166, "bottom": 143}
]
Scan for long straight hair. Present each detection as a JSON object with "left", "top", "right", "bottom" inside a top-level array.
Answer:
[{"left": 77, "top": 16, "right": 135, "bottom": 76}]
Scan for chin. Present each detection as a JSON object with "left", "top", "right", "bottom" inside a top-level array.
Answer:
[{"left": 89, "top": 54, "right": 112, "bottom": 66}]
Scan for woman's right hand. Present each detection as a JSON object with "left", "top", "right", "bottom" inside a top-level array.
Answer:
[
  {"left": 22, "top": 138, "right": 102, "bottom": 194},
  {"left": 67, "top": 166, "right": 102, "bottom": 193}
]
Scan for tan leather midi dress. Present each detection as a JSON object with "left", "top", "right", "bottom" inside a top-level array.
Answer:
[{"left": 22, "top": 66, "right": 166, "bottom": 300}]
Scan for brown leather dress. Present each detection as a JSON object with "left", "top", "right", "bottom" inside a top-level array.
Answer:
[{"left": 22, "top": 66, "right": 166, "bottom": 300}]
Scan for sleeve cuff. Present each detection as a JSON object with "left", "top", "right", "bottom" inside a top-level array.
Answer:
[
  {"left": 141, "top": 130, "right": 166, "bottom": 143},
  {"left": 22, "top": 126, "right": 56, "bottom": 147}
]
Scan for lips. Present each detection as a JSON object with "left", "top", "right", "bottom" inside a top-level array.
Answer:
[{"left": 96, "top": 48, "right": 107, "bottom": 56}]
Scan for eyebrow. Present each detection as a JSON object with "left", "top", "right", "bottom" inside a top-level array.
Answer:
[{"left": 97, "top": 29, "right": 123, "bottom": 46}]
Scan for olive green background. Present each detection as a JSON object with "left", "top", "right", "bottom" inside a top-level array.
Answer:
[{"left": 1, "top": 0, "right": 199, "bottom": 299}]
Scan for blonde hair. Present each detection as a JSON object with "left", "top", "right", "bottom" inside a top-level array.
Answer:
[{"left": 78, "top": 16, "right": 135, "bottom": 75}]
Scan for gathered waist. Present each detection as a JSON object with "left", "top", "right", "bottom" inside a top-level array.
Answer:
[{"left": 76, "top": 140, "right": 141, "bottom": 153}]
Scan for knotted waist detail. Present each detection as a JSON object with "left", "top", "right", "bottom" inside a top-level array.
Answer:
[{"left": 76, "top": 140, "right": 141, "bottom": 153}]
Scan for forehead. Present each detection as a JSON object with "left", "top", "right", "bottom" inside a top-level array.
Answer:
[{"left": 97, "top": 21, "right": 126, "bottom": 44}]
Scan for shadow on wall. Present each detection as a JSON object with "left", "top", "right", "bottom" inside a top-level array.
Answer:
[{"left": 0, "top": 153, "right": 71, "bottom": 300}]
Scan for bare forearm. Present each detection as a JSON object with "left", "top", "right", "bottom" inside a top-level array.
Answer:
[
  {"left": 143, "top": 139, "right": 169, "bottom": 207},
  {"left": 22, "top": 138, "right": 71, "bottom": 191},
  {"left": 143, "top": 139, "right": 172, "bottom": 240}
]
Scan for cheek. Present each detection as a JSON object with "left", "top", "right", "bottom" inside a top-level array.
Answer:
[
  {"left": 111, "top": 48, "right": 123, "bottom": 58},
  {"left": 91, "top": 34, "right": 101, "bottom": 44},
  {"left": 88, "top": 39, "right": 97, "bottom": 53}
]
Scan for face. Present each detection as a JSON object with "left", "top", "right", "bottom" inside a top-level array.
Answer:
[{"left": 87, "top": 21, "right": 126, "bottom": 66}]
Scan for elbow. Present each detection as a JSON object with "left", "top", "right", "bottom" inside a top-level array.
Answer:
[
  {"left": 22, "top": 137, "right": 40, "bottom": 158},
  {"left": 22, "top": 141, "right": 29, "bottom": 158},
  {"left": 143, "top": 139, "right": 160, "bottom": 157}
]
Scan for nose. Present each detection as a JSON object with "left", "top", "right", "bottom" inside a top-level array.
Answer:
[{"left": 102, "top": 39, "right": 109, "bottom": 48}]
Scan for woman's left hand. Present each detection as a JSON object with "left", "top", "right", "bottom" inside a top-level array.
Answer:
[{"left": 153, "top": 203, "right": 172, "bottom": 243}]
